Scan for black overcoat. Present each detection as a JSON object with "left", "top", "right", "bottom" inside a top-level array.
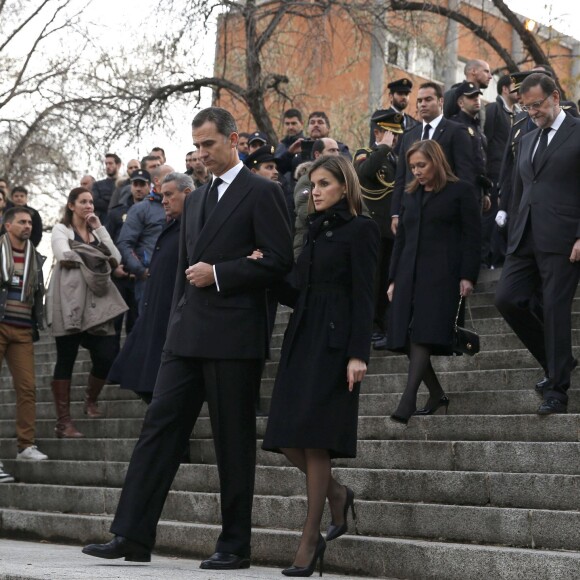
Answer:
[
  {"left": 108, "top": 218, "right": 180, "bottom": 392},
  {"left": 387, "top": 181, "right": 481, "bottom": 354},
  {"left": 262, "top": 201, "right": 380, "bottom": 458}
]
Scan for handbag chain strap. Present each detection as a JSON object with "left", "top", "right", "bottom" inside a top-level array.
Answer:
[{"left": 455, "top": 295, "right": 475, "bottom": 329}]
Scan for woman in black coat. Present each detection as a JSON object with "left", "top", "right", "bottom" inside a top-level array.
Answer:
[
  {"left": 261, "top": 156, "right": 379, "bottom": 576},
  {"left": 387, "top": 140, "right": 481, "bottom": 424}
]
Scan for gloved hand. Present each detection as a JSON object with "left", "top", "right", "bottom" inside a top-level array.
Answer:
[{"left": 495, "top": 210, "right": 508, "bottom": 228}]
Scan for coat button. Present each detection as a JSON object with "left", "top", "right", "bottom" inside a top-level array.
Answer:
[
  {"left": 326, "top": 231, "right": 333, "bottom": 238},
  {"left": 329, "top": 322, "right": 335, "bottom": 329},
  {"left": 323, "top": 220, "right": 329, "bottom": 226}
]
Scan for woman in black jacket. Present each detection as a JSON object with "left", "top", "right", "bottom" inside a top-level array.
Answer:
[
  {"left": 262, "top": 156, "right": 379, "bottom": 576},
  {"left": 387, "top": 140, "right": 481, "bottom": 424}
]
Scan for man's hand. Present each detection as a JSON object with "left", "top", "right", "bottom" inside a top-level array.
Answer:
[
  {"left": 569, "top": 239, "right": 580, "bottom": 263},
  {"left": 387, "top": 282, "right": 395, "bottom": 302},
  {"left": 113, "top": 265, "right": 129, "bottom": 278},
  {"left": 288, "top": 138, "right": 304, "bottom": 155},
  {"left": 346, "top": 358, "right": 367, "bottom": 392},
  {"left": 377, "top": 131, "right": 395, "bottom": 147},
  {"left": 495, "top": 210, "right": 507, "bottom": 228},
  {"left": 482, "top": 195, "right": 492, "bottom": 212},
  {"left": 391, "top": 216, "right": 399, "bottom": 236},
  {"left": 186, "top": 262, "right": 215, "bottom": 287}
]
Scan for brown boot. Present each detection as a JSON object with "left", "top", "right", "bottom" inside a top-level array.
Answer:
[
  {"left": 84, "top": 374, "right": 106, "bottom": 418},
  {"left": 51, "top": 379, "right": 84, "bottom": 438}
]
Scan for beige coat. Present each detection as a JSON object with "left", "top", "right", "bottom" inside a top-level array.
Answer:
[{"left": 46, "top": 224, "right": 127, "bottom": 336}]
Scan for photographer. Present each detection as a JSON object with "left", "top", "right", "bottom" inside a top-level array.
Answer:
[{"left": 292, "top": 138, "right": 341, "bottom": 260}]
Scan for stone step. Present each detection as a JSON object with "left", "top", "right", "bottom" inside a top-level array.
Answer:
[
  {"left": 2, "top": 438, "right": 577, "bottom": 475},
  {"left": 1, "top": 509, "right": 578, "bottom": 580},
  {"left": 4, "top": 461, "right": 579, "bottom": 512},
  {"left": 263, "top": 347, "right": 579, "bottom": 377},
  {"left": 0, "top": 389, "right": 578, "bottom": 426},
  {"left": 2, "top": 408, "right": 580, "bottom": 445},
  {"left": 0, "top": 484, "right": 577, "bottom": 551}
]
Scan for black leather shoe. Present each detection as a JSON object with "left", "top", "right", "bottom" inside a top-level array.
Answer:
[
  {"left": 82, "top": 536, "right": 151, "bottom": 562},
  {"left": 372, "top": 336, "right": 389, "bottom": 350},
  {"left": 371, "top": 332, "right": 385, "bottom": 343},
  {"left": 199, "top": 552, "right": 250, "bottom": 570},
  {"left": 535, "top": 375, "right": 550, "bottom": 397},
  {"left": 537, "top": 398, "right": 568, "bottom": 415}
]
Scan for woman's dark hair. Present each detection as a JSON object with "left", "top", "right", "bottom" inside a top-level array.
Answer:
[
  {"left": 307, "top": 155, "right": 362, "bottom": 216},
  {"left": 61, "top": 187, "right": 92, "bottom": 226},
  {"left": 405, "top": 140, "right": 458, "bottom": 194}
]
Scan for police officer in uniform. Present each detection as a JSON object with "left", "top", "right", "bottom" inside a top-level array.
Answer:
[
  {"left": 355, "top": 110, "right": 404, "bottom": 349},
  {"left": 450, "top": 81, "right": 492, "bottom": 213}
]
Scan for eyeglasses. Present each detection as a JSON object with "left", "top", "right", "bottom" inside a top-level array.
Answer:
[{"left": 521, "top": 95, "right": 550, "bottom": 113}]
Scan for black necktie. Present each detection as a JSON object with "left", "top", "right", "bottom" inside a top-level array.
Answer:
[
  {"left": 422, "top": 123, "right": 432, "bottom": 141},
  {"left": 204, "top": 177, "right": 223, "bottom": 222},
  {"left": 532, "top": 128, "right": 551, "bottom": 172}
]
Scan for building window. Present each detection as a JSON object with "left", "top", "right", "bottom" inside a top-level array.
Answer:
[{"left": 385, "top": 32, "right": 438, "bottom": 81}]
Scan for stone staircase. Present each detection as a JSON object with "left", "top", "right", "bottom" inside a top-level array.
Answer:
[{"left": 0, "top": 270, "right": 579, "bottom": 579}]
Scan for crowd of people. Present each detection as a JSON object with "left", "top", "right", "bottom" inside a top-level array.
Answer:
[{"left": 0, "top": 57, "right": 577, "bottom": 576}]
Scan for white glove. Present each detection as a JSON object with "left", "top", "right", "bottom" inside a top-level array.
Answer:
[{"left": 495, "top": 210, "right": 507, "bottom": 228}]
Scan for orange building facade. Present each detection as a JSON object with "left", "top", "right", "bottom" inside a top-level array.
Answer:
[{"left": 213, "top": 1, "right": 579, "bottom": 149}]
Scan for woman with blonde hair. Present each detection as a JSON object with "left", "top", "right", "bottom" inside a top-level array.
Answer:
[
  {"left": 387, "top": 139, "right": 481, "bottom": 424},
  {"left": 262, "top": 155, "right": 379, "bottom": 576}
]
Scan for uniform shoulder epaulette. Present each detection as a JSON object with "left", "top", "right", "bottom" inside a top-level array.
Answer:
[{"left": 354, "top": 148, "right": 372, "bottom": 162}]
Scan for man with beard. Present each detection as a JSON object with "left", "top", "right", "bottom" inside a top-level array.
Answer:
[{"left": 92, "top": 153, "right": 122, "bottom": 222}]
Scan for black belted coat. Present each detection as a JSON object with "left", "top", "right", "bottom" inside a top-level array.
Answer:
[{"left": 263, "top": 200, "right": 379, "bottom": 458}]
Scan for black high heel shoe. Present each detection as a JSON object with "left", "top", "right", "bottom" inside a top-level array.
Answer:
[
  {"left": 326, "top": 486, "right": 357, "bottom": 541},
  {"left": 413, "top": 395, "right": 450, "bottom": 416},
  {"left": 282, "top": 534, "right": 326, "bottom": 577}
]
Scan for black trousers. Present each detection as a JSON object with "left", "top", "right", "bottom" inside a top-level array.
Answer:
[
  {"left": 373, "top": 237, "right": 394, "bottom": 334},
  {"left": 495, "top": 225, "right": 580, "bottom": 403},
  {"left": 110, "top": 354, "right": 262, "bottom": 557},
  {"left": 53, "top": 333, "right": 117, "bottom": 380}
]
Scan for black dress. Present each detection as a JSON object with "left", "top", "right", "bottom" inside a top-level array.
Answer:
[
  {"left": 262, "top": 199, "right": 379, "bottom": 458},
  {"left": 386, "top": 181, "right": 481, "bottom": 355}
]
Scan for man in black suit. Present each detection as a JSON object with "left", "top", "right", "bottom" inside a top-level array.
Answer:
[
  {"left": 82, "top": 107, "right": 293, "bottom": 568},
  {"left": 495, "top": 74, "right": 580, "bottom": 415},
  {"left": 390, "top": 81, "right": 476, "bottom": 234}
]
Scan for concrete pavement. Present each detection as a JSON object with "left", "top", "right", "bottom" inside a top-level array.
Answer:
[{"left": 0, "top": 539, "right": 375, "bottom": 579}]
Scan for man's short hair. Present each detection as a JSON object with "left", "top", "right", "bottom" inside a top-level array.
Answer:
[
  {"left": 140, "top": 155, "right": 159, "bottom": 169},
  {"left": 186, "top": 150, "right": 195, "bottom": 156},
  {"left": 105, "top": 153, "right": 122, "bottom": 165},
  {"left": 11, "top": 185, "right": 28, "bottom": 196},
  {"left": 312, "top": 139, "right": 326, "bottom": 157},
  {"left": 496, "top": 74, "right": 512, "bottom": 95},
  {"left": 308, "top": 111, "right": 330, "bottom": 128},
  {"left": 192, "top": 107, "right": 237, "bottom": 137},
  {"left": 162, "top": 172, "right": 194, "bottom": 191},
  {"left": 284, "top": 108, "right": 302, "bottom": 122},
  {"left": 151, "top": 146, "right": 165, "bottom": 157},
  {"left": 4, "top": 206, "right": 32, "bottom": 223},
  {"left": 419, "top": 82, "right": 443, "bottom": 99},
  {"left": 238, "top": 132, "right": 251, "bottom": 139},
  {"left": 520, "top": 73, "right": 558, "bottom": 97},
  {"left": 464, "top": 59, "right": 483, "bottom": 76}
]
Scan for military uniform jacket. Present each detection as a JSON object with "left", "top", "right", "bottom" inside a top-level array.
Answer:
[{"left": 354, "top": 144, "right": 397, "bottom": 239}]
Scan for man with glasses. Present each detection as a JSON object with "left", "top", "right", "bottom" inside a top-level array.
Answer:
[{"left": 495, "top": 73, "right": 580, "bottom": 415}]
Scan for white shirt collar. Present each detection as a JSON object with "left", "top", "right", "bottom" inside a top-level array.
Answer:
[
  {"left": 213, "top": 161, "right": 243, "bottom": 186},
  {"left": 423, "top": 113, "right": 443, "bottom": 133},
  {"left": 549, "top": 108, "right": 566, "bottom": 133}
]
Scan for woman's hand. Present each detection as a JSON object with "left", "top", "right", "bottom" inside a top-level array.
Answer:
[
  {"left": 387, "top": 282, "right": 395, "bottom": 302},
  {"left": 460, "top": 278, "right": 474, "bottom": 297},
  {"left": 247, "top": 249, "right": 263, "bottom": 260},
  {"left": 377, "top": 130, "right": 395, "bottom": 148},
  {"left": 86, "top": 213, "right": 101, "bottom": 229},
  {"left": 346, "top": 358, "right": 367, "bottom": 392}
]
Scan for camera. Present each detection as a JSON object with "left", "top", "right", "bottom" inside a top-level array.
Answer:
[{"left": 300, "top": 139, "right": 314, "bottom": 161}]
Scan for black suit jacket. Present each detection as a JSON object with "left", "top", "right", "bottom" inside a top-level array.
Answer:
[
  {"left": 391, "top": 118, "right": 476, "bottom": 217},
  {"left": 164, "top": 166, "right": 293, "bottom": 359},
  {"left": 508, "top": 114, "right": 580, "bottom": 256}
]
